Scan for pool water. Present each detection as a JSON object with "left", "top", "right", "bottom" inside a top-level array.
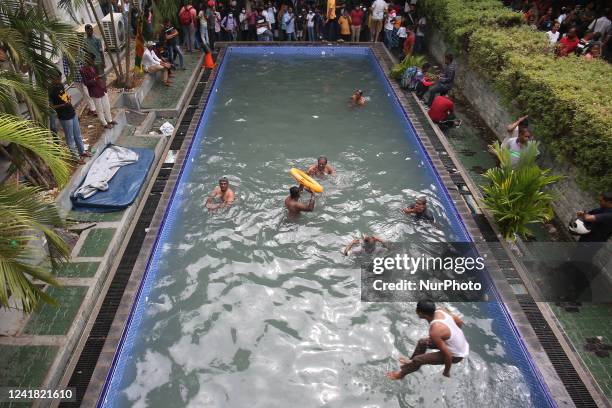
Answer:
[{"left": 101, "top": 47, "right": 553, "bottom": 408}]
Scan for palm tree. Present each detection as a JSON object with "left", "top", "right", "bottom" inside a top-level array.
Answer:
[
  {"left": 0, "top": 114, "right": 72, "bottom": 312},
  {"left": 481, "top": 142, "right": 562, "bottom": 240}
]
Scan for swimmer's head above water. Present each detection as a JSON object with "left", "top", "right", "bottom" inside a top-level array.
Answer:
[
  {"left": 289, "top": 186, "right": 301, "bottom": 199},
  {"left": 219, "top": 177, "right": 229, "bottom": 192},
  {"left": 317, "top": 156, "right": 328, "bottom": 171},
  {"left": 414, "top": 196, "right": 427, "bottom": 213}
]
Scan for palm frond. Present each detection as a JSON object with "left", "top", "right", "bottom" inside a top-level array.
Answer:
[
  {"left": 0, "top": 114, "right": 72, "bottom": 186},
  {"left": 0, "top": 184, "right": 68, "bottom": 312},
  {"left": 0, "top": 71, "right": 48, "bottom": 119}
]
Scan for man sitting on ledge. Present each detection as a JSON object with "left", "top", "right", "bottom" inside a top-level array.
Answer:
[
  {"left": 142, "top": 41, "right": 172, "bottom": 87},
  {"left": 428, "top": 90, "right": 461, "bottom": 129}
]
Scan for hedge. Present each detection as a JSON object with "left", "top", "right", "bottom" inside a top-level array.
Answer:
[{"left": 421, "top": 0, "right": 612, "bottom": 192}]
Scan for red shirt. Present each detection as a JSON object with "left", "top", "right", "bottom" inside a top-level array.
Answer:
[
  {"left": 80, "top": 65, "right": 106, "bottom": 98},
  {"left": 428, "top": 95, "right": 454, "bottom": 122},
  {"left": 350, "top": 9, "right": 364, "bottom": 26},
  {"left": 559, "top": 36, "right": 579, "bottom": 55}
]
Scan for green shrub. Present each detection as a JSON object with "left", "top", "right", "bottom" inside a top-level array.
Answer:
[
  {"left": 421, "top": 0, "right": 612, "bottom": 192},
  {"left": 497, "top": 53, "right": 612, "bottom": 192},
  {"left": 390, "top": 55, "right": 426, "bottom": 79},
  {"left": 420, "top": 0, "right": 522, "bottom": 49},
  {"left": 469, "top": 26, "right": 550, "bottom": 76},
  {"left": 482, "top": 142, "right": 563, "bottom": 240}
]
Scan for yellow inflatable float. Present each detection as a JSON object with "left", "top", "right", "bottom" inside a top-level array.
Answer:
[{"left": 289, "top": 168, "right": 324, "bottom": 193}]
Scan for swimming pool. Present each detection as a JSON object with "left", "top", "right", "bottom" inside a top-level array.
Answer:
[{"left": 98, "top": 46, "right": 555, "bottom": 407}]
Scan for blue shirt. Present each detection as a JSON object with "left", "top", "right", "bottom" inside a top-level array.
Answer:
[{"left": 284, "top": 13, "right": 295, "bottom": 33}]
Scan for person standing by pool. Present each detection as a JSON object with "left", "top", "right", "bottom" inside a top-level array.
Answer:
[
  {"left": 308, "top": 156, "right": 336, "bottom": 177},
  {"left": 284, "top": 7, "right": 296, "bottom": 41},
  {"left": 370, "top": 0, "right": 388, "bottom": 43},
  {"left": 387, "top": 299, "right": 469, "bottom": 379},
  {"left": 206, "top": 177, "right": 235, "bottom": 211},
  {"left": 343, "top": 235, "right": 389, "bottom": 255},
  {"left": 285, "top": 185, "right": 316, "bottom": 216},
  {"left": 402, "top": 196, "right": 434, "bottom": 222}
]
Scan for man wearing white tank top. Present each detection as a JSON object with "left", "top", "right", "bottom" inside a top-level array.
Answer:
[{"left": 387, "top": 299, "right": 469, "bottom": 379}]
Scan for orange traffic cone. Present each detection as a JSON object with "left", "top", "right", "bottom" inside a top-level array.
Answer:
[{"left": 203, "top": 52, "right": 215, "bottom": 69}]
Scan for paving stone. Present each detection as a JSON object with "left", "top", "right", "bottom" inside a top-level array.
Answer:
[
  {"left": 54, "top": 262, "right": 100, "bottom": 278},
  {"left": 141, "top": 52, "right": 202, "bottom": 109},
  {"left": 551, "top": 303, "right": 612, "bottom": 399},
  {"left": 115, "top": 134, "right": 160, "bottom": 149},
  {"left": 67, "top": 210, "right": 124, "bottom": 223},
  {"left": 23, "top": 286, "right": 88, "bottom": 336},
  {"left": 78, "top": 228, "right": 116, "bottom": 258},
  {"left": 0, "top": 345, "right": 58, "bottom": 389}
]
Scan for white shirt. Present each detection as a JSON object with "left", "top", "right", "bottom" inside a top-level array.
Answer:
[
  {"left": 546, "top": 30, "right": 560, "bottom": 44},
  {"left": 371, "top": 0, "right": 388, "bottom": 20},
  {"left": 142, "top": 48, "right": 161, "bottom": 70},
  {"left": 397, "top": 26, "right": 407, "bottom": 38},
  {"left": 416, "top": 16, "right": 426, "bottom": 36},
  {"left": 589, "top": 16, "right": 611, "bottom": 37},
  {"left": 267, "top": 6, "right": 276, "bottom": 24},
  {"left": 557, "top": 13, "right": 567, "bottom": 24},
  {"left": 430, "top": 310, "right": 469, "bottom": 358},
  {"left": 384, "top": 12, "right": 395, "bottom": 30},
  {"left": 307, "top": 12, "right": 315, "bottom": 27}
]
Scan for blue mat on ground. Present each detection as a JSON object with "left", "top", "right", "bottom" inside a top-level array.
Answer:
[{"left": 71, "top": 146, "right": 155, "bottom": 211}]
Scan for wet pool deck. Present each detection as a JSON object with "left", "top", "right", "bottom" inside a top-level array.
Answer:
[{"left": 0, "top": 43, "right": 608, "bottom": 408}]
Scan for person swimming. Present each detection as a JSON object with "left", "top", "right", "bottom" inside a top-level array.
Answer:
[
  {"left": 402, "top": 196, "right": 434, "bottom": 222},
  {"left": 343, "top": 235, "right": 389, "bottom": 256},
  {"left": 285, "top": 185, "right": 315, "bottom": 217},
  {"left": 205, "top": 177, "right": 235, "bottom": 211},
  {"left": 350, "top": 89, "right": 366, "bottom": 106},
  {"left": 307, "top": 156, "right": 336, "bottom": 177}
]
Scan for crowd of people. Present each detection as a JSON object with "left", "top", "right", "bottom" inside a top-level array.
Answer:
[
  {"left": 509, "top": 1, "right": 611, "bottom": 61},
  {"left": 138, "top": 0, "right": 428, "bottom": 55}
]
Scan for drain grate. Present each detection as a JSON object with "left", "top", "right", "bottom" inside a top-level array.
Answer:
[
  {"left": 59, "top": 81, "right": 206, "bottom": 407},
  {"left": 403, "top": 91, "right": 599, "bottom": 408}
]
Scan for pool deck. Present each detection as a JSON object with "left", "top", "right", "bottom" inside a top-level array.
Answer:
[{"left": 4, "top": 43, "right": 605, "bottom": 408}]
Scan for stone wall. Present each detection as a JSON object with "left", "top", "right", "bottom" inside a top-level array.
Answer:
[{"left": 425, "top": 29, "right": 611, "bottom": 277}]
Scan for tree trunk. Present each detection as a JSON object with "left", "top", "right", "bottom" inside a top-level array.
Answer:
[
  {"left": 0, "top": 145, "right": 40, "bottom": 187},
  {"left": 86, "top": 0, "right": 121, "bottom": 80},
  {"left": 124, "top": 0, "right": 132, "bottom": 88},
  {"left": 107, "top": 7, "right": 125, "bottom": 86}
]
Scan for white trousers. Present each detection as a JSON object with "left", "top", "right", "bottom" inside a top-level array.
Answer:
[
  {"left": 93, "top": 93, "right": 112, "bottom": 126},
  {"left": 78, "top": 82, "right": 96, "bottom": 112}
]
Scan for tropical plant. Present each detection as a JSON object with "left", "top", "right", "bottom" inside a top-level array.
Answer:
[
  {"left": 390, "top": 54, "right": 426, "bottom": 79},
  {"left": 420, "top": 0, "right": 612, "bottom": 192},
  {"left": 481, "top": 142, "right": 562, "bottom": 240},
  {"left": 0, "top": 0, "right": 80, "bottom": 102},
  {"left": 0, "top": 114, "right": 72, "bottom": 312}
]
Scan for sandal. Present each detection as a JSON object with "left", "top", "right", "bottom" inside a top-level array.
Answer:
[
  {"left": 81, "top": 151, "right": 93, "bottom": 157},
  {"left": 109, "top": 120, "right": 118, "bottom": 125},
  {"left": 103, "top": 124, "right": 112, "bottom": 129}
]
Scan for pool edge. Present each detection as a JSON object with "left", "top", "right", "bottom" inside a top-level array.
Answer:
[{"left": 79, "top": 43, "right": 585, "bottom": 408}]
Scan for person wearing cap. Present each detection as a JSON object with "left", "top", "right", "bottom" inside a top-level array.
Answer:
[
  {"left": 402, "top": 196, "right": 434, "bottom": 222},
  {"left": 350, "top": 89, "right": 366, "bottom": 106},
  {"left": 206, "top": 177, "right": 235, "bottom": 211},
  {"left": 307, "top": 156, "right": 336, "bottom": 177},
  {"left": 142, "top": 42, "right": 172, "bottom": 86}
]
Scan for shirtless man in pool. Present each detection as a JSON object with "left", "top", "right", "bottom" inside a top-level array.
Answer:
[
  {"left": 307, "top": 156, "right": 336, "bottom": 177},
  {"left": 206, "top": 177, "right": 235, "bottom": 211},
  {"left": 285, "top": 185, "right": 315, "bottom": 217}
]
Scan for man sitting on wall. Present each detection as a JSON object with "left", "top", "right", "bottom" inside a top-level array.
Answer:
[
  {"left": 426, "top": 53, "right": 455, "bottom": 107},
  {"left": 142, "top": 41, "right": 172, "bottom": 86},
  {"left": 428, "top": 90, "right": 460, "bottom": 129}
]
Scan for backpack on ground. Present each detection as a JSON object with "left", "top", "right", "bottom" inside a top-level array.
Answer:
[
  {"left": 179, "top": 7, "right": 193, "bottom": 25},
  {"left": 401, "top": 66, "right": 419, "bottom": 90}
]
